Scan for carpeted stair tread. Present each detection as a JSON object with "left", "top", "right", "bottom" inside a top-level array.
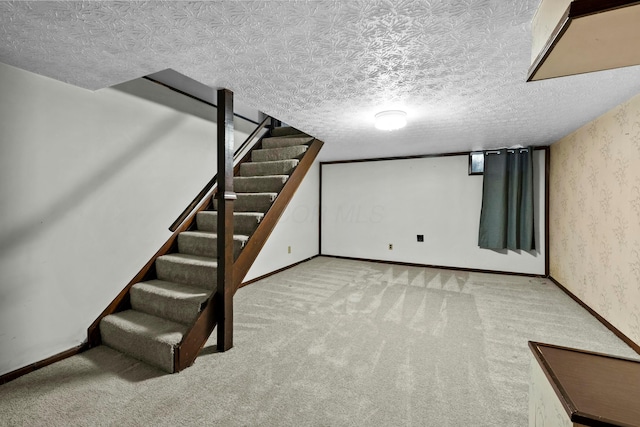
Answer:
[
  {"left": 178, "top": 230, "right": 248, "bottom": 259},
  {"left": 100, "top": 310, "right": 187, "bottom": 373},
  {"left": 93, "top": 124, "right": 321, "bottom": 375},
  {"left": 155, "top": 253, "right": 217, "bottom": 290},
  {"left": 235, "top": 175, "right": 289, "bottom": 193},
  {"left": 252, "top": 145, "right": 308, "bottom": 162},
  {"left": 261, "top": 136, "right": 314, "bottom": 149},
  {"left": 130, "top": 280, "right": 211, "bottom": 325},
  {"left": 214, "top": 192, "right": 277, "bottom": 213},
  {"left": 196, "top": 211, "right": 263, "bottom": 235},
  {"left": 235, "top": 192, "right": 277, "bottom": 213},
  {"left": 240, "top": 159, "right": 298, "bottom": 177},
  {"left": 270, "top": 126, "right": 307, "bottom": 137}
]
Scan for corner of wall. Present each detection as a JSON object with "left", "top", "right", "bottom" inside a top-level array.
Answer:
[{"left": 549, "top": 92, "right": 640, "bottom": 351}]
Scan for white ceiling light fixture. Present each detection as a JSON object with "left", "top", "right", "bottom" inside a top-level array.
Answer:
[{"left": 375, "top": 110, "right": 407, "bottom": 131}]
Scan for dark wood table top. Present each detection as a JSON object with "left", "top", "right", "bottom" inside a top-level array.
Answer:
[{"left": 529, "top": 341, "right": 640, "bottom": 427}]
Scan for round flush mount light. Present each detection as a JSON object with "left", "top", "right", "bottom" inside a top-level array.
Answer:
[{"left": 374, "top": 110, "right": 407, "bottom": 131}]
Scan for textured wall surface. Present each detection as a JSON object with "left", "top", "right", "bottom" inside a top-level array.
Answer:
[
  {"left": 550, "top": 92, "right": 640, "bottom": 348},
  {"left": 2, "top": 1, "right": 640, "bottom": 161},
  {"left": 528, "top": 355, "right": 574, "bottom": 427}
]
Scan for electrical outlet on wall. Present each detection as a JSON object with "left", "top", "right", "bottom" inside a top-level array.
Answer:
[
  {"left": 417, "top": 235, "right": 424, "bottom": 242},
  {"left": 389, "top": 243, "right": 393, "bottom": 250},
  {"left": 288, "top": 246, "right": 291, "bottom": 254}
]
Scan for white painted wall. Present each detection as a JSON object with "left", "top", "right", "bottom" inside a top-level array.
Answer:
[
  {"left": 321, "top": 151, "right": 546, "bottom": 275},
  {"left": 244, "top": 161, "right": 320, "bottom": 283},
  {"left": 0, "top": 62, "right": 319, "bottom": 376}
]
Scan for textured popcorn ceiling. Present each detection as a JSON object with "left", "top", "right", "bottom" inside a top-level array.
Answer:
[{"left": 2, "top": 1, "right": 640, "bottom": 161}]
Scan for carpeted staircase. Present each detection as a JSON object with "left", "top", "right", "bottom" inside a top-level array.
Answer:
[{"left": 98, "top": 127, "right": 315, "bottom": 373}]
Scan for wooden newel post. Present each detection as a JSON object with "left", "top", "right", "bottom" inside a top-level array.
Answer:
[{"left": 216, "top": 89, "right": 235, "bottom": 352}]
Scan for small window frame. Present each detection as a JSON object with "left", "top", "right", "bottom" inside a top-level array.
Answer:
[{"left": 469, "top": 151, "right": 484, "bottom": 175}]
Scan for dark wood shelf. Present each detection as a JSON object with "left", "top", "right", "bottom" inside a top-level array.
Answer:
[
  {"left": 529, "top": 341, "right": 640, "bottom": 427},
  {"left": 528, "top": 0, "right": 640, "bottom": 82}
]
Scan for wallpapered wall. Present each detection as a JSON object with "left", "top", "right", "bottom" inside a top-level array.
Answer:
[{"left": 550, "top": 92, "right": 640, "bottom": 348}]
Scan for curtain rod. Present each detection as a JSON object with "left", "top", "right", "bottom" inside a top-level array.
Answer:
[{"left": 485, "top": 148, "right": 530, "bottom": 155}]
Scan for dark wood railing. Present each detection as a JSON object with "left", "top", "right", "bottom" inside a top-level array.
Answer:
[
  {"left": 174, "top": 137, "right": 324, "bottom": 372},
  {"left": 87, "top": 95, "right": 270, "bottom": 348},
  {"left": 86, "top": 82, "right": 323, "bottom": 371},
  {"left": 529, "top": 341, "right": 640, "bottom": 426},
  {"left": 215, "top": 89, "right": 235, "bottom": 352},
  {"left": 143, "top": 76, "right": 259, "bottom": 126},
  {"left": 233, "top": 138, "right": 323, "bottom": 290},
  {"left": 169, "top": 115, "right": 272, "bottom": 232}
]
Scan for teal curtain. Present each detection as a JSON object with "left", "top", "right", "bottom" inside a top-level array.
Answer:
[{"left": 478, "top": 148, "right": 535, "bottom": 251}]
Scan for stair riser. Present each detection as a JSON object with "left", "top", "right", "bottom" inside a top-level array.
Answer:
[
  {"left": 177, "top": 234, "right": 244, "bottom": 259},
  {"left": 156, "top": 258, "right": 217, "bottom": 290},
  {"left": 100, "top": 319, "right": 177, "bottom": 373},
  {"left": 130, "top": 286, "right": 209, "bottom": 326},
  {"left": 262, "top": 136, "right": 313, "bottom": 149},
  {"left": 196, "top": 212, "right": 261, "bottom": 235},
  {"left": 235, "top": 176, "right": 288, "bottom": 193},
  {"left": 213, "top": 195, "right": 276, "bottom": 213},
  {"left": 240, "top": 160, "right": 298, "bottom": 177},
  {"left": 95, "top": 130, "right": 320, "bottom": 376},
  {"left": 252, "top": 146, "right": 307, "bottom": 162},
  {"left": 270, "top": 127, "right": 305, "bottom": 137}
]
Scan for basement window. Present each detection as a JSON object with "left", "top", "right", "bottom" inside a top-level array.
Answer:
[{"left": 469, "top": 152, "right": 484, "bottom": 175}]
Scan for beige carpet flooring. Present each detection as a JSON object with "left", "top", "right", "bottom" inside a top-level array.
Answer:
[{"left": 1, "top": 256, "right": 638, "bottom": 426}]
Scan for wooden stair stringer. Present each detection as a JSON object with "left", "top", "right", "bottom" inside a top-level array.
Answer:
[
  {"left": 86, "top": 194, "right": 210, "bottom": 348},
  {"left": 174, "top": 138, "right": 324, "bottom": 371},
  {"left": 233, "top": 138, "right": 324, "bottom": 291},
  {"left": 86, "top": 127, "right": 268, "bottom": 349}
]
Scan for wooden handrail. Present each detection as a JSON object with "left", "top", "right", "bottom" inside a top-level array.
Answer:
[
  {"left": 234, "top": 115, "right": 273, "bottom": 162},
  {"left": 86, "top": 76, "right": 321, "bottom": 369},
  {"left": 88, "top": 105, "right": 270, "bottom": 348},
  {"left": 233, "top": 138, "right": 324, "bottom": 290},
  {"left": 169, "top": 115, "right": 272, "bottom": 232},
  {"left": 142, "top": 76, "right": 259, "bottom": 125},
  {"left": 87, "top": 192, "right": 204, "bottom": 347},
  {"left": 174, "top": 137, "right": 324, "bottom": 372}
]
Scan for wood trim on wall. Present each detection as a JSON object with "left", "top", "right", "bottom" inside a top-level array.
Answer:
[
  {"left": 320, "top": 146, "right": 550, "bottom": 277},
  {"left": 321, "top": 150, "right": 470, "bottom": 166},
  {"left": 545, "top": 146, "right": 550, "bottom": 277},
  {"left": 8, "top": 258, "right": 637, "bottom": 384},
  {"left": 233, "top": 139, "right": 324, "bottom": 290},
  {"left": 318, "top": 163, "right": 323, "bottom": 255},
  {"left": 2, "top": 256, "right": 321, "bottom": 384},
  {"left": 323, "top": 255, "right": 547, "bottom": 278},
  {"left": 8, "top": 146, "right": 556, "bottom": 383},
  {"left": 320, "top": 147, "right": 548, "bottom": 166},
  {"left": 549, "top": 276, "right": 640, "bottom": 355},
  {"left": 0, "top": 344, "right": 88, "bottom": 385},
  {"left": 174, "top": 138, "right": 325, "bottom": 372},
  {"left": 86, "top": 194, "right": 209, "bottom": 348},
  {"left": 143, "top": 76, "right": 259, "bottom": 125},
  {"left": 238, "top": 255, "right": 319, "bottom": 289}
]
